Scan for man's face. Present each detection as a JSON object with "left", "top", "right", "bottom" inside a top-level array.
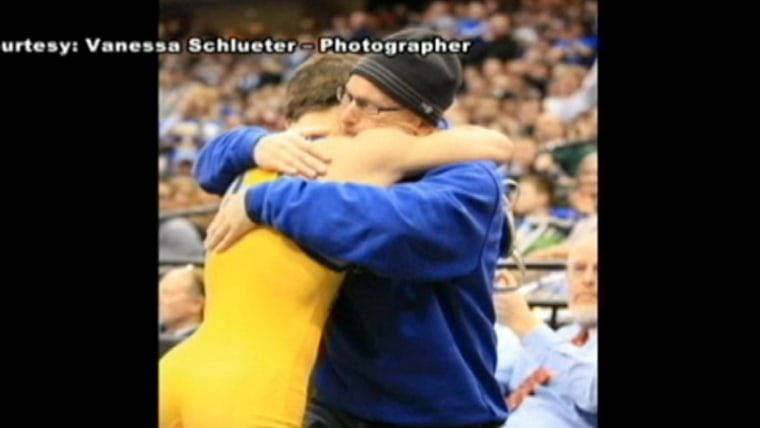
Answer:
[
  {"left": 534, "top": 112, "right": 565, "bottom": 142},
  {"left": 158, "top": 270, "right": 203, "bottom": 326},
  {"left": 567, "top": 239, "right": 598, "bottom": 326},
  {"left": 488, "top": 14, "right": 511, "bottom": 37},
  {"left": 159, "top": 182, "right": 174, "bottom": 211},
  {"left": 482, "top": 58, "right": 503, "bottom": 78},
  {"left": 339, "top": 75, "right": 416, "bottom": 136},
  {"left": 577, "top": 154, "right": 598, "bottom": 199},
  {"left": 472, "top": 98, "right": 500, "bottom": 124},
  {"left": 514, "top": 180, "right": 546, "bottom": 215},
  {"left": 517, "top": 99, "right": 541, "bottom": 126},
  {"left": 512, "top": 137, "right": 538, "bottom": 166}
]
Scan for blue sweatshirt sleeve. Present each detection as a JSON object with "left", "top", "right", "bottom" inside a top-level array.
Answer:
[
  {"left": 193, "top": 126, "right": 270, "bottom": 195},
  {"left": 244, "top": 162, "right": 504, "bottom": 281}
]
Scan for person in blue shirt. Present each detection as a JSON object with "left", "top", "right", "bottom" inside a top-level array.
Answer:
[
  {"left": 493, "top": 233, "right": 598, "bottom": 428},
  {"left": 552, "top": 21, "right": 597, "bottom": 68},
  {"left": 195, "top": 28, "right": 512, "bottom": 427}
]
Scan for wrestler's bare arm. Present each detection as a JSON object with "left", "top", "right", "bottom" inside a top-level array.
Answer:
[
  {"left": 391, "top": 126, "right": 512, "bottom": 175},
  {"left": 315, "top": 126, "right": 513, "bottom": 186}
]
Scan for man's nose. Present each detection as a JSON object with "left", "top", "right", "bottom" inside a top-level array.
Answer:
[
  {"left": 582, "top": 267, "right": 596, "bottom": 286},
  {"left": 340, "top": 103, "right": 359, "bottom": 127}
]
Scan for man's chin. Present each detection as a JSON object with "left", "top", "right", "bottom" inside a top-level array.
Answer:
[
  {"left": 569, "top": 305, "right": 597, "bottom": 326},
  {"left": 341, "top": 125, "right": 358, "bottom": 136}
]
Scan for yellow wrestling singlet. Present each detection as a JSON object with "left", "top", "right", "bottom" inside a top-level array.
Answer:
[{"left": 159, "top": 169, "right": 345, "bottom": 428}]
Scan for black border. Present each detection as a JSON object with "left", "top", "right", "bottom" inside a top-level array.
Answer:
[
  {"left": 4, "top": 0, "right": 157, "bottom": 424},
  {"left": 596, "top": 0, "right": 710, "bottom": 424}
]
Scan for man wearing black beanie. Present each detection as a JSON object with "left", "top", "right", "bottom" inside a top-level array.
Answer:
[
  {"left": 344, "top": 28, "right": 464, "bottom": 130},
  {"left": 195, "top": 28, "right": 512, "bottom": 428},
  {"left": 293, "top": 30, "right": 509, "bottom": 428}
]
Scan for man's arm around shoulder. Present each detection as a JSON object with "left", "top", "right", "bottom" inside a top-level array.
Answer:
[
  {"left": 246, "top": 161, "right": 506, "bottom": 281},
  {"left": 193, "top": 127, "right": 267, "bottom": 195}
]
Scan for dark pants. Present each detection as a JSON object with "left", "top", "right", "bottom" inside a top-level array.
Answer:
[{"left": 303, "top": 394, "right": 502, "bottom": 428}]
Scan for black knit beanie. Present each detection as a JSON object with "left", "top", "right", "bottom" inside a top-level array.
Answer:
[{"left": 350, "top": 28, "right": 463, "bottom": 126}]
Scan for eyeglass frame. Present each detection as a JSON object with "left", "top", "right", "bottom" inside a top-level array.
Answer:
[{"left": 336, "top": 86, "right": 403, "bottom": 115}]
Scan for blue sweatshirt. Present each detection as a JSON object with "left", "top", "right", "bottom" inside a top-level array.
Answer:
[{"left": 194, "top": 127, "right": 511, "bottom": 426}]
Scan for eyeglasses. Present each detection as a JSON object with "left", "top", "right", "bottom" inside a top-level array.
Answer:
[{"left": 336, "top": 86, "right": 403, "bottom": 115}]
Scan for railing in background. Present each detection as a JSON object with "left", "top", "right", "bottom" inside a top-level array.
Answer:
[
  {"left": 159, "top": 256, "right": 567, "bottom": 271},
  {"left": 159, "top": 206, "right": 571, "bottom": 327}
]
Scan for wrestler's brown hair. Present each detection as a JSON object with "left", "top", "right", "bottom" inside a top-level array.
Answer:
[{"left": 284, "top": 53, "right": 361, "bottom": 121}]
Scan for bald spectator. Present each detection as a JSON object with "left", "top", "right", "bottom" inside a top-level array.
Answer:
[
  {"left": 493, "top": 233, "right": 598, "bottom": 427},
  {"left": 159, "top": 265, "right": 205, "bottom": 339}
]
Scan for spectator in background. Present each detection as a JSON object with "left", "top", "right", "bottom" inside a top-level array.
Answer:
[
  {"left": 348, "top": 11, "right": 375, "bottom": 39},
  {"left": 512, "top": 174, "right": 573, "bottom": 257},
  {"left": 159, "top": 64, "right": 188, "bottom": 122},
  {"left": 516, "top": 95, "right": 542, "bottom": 135},
  {"left": 567, "top": 108, "right": 597, "bottom": 142},
  {"left": 158, "top": 179, "right": 207, "bottom": 261},
  {"left": 511, "top": 9, "right": 540, "bottom": 47},
  {"left": 524, "top": 61, "right": 552, "bottom": 97},
  {"left": 525, "top": 154, "right": 597, "bottom": 262},
  {"left": 160, "top": 84, "right": 223, "bottom": 145},
  {"left": 423, "top": 1, "right": 458, "bottom": 37},
  {"left": 462, "top": 13, "right": 524, "bottom": 65},
  {"left": 550, "top": 21, "right": 597, "bottom": 67},
  {"left": 171, "top": 146, "right": 198, "bottom": 177},
  {"left": 544, "top": 60, "right": 597, "bottom": 124},
  {"left": 192, "top": 55, "right": 227, "bottom": 86},
  {"left": 283, "top": 33, "right": 316, "bottom": 81},
  {"left": 531, "top": 112, "right": 575, "bottom": 187},
  {"left": 159, "top": 265, "right": 205, "bottom": 339},
  {"left": 534, "top": 111, "right": 567, "bottom": 146},
  {"left": 169, "top": 176, "right": 220, "bottom": 239},
  {"left": 499, "top": 134, "right": 539, "bottom": 180},
  {"left": 458, "top": 1, "right": 488, "bottom": 39},
  {"left": 568, "top": 151, "right": 597, "bottom": 216},
  {"left": 493, "top": 233, "right": 598, "bottom": 428}
]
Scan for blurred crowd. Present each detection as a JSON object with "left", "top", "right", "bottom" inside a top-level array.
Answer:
[{"left": 159, "top": 0, "right": 598, "bottom": 335}]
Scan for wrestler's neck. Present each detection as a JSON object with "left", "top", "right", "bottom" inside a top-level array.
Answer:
[{"left": 289, "top": 109, "right": 341, "bottom": 136}]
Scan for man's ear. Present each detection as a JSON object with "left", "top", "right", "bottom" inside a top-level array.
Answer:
[
  {"left": 415, "top": 119, "right": 436, "bottom": 136},
  {"left": 393, "top": 117, "right": 433, "bottom": 136},
  {"left": 392, "top": 121, "right": 417, "bottom": 134}
]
